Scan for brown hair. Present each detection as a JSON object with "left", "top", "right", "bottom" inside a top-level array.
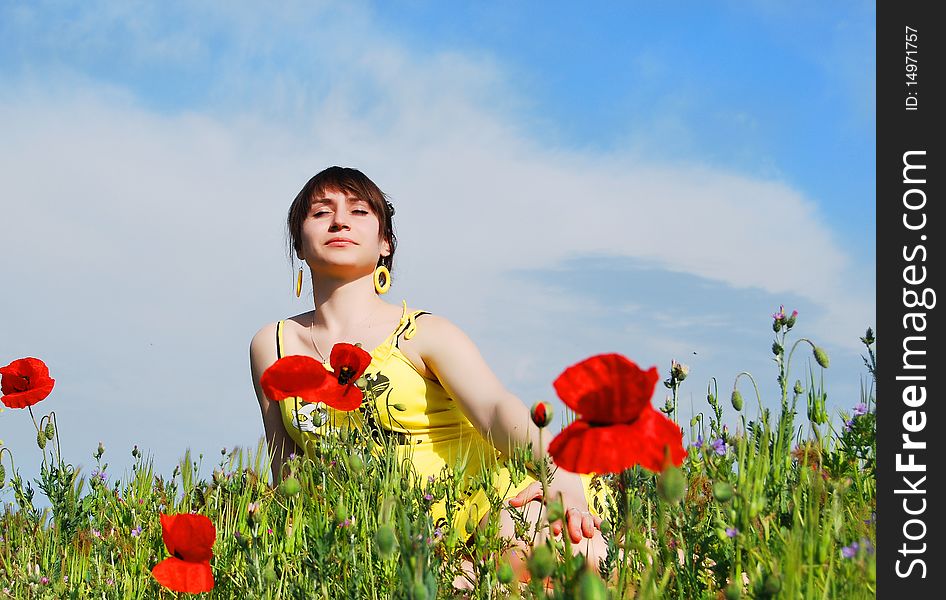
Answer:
[{"left": 286, "top": 166, "right": 397, "bottom": 273}]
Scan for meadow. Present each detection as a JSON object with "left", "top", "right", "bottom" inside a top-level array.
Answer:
[{"left": 0, "top": 312, "right": 877, "bottom": 598}]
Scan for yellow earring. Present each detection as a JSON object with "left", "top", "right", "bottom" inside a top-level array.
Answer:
[
  {"left": 295, "top": 265, "right": 304, "bottom": 298},
  {"left": 374, "top": 265, "right": 391, "bottom": 294}
]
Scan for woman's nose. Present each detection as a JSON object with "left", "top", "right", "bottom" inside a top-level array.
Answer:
[{"left": 329, "top": 213, "right": 350, "bottom": 231}]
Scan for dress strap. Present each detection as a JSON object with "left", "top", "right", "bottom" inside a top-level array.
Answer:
[
  {"left": 275, "top": 320, "right": 286, "bottom": 359},
  {"left": 394, "top": 304, "right": 431, "bottom": 348}
]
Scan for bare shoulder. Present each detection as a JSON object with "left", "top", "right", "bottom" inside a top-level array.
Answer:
[
  {"left": 249, "top": 322, "right": 279, "bottom": 374},
  {"left": 407, "top": 314, "right": 478, "bottom": 356}
]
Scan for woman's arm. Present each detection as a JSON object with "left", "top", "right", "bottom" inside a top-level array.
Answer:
[
  {"left": 249, "top": 323, "right": 303, "bottom": 484},
  {"left": 411, "top": 315, "right": 597, "bottom": 541}
]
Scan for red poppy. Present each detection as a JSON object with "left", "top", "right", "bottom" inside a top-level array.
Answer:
[
  {"left": 152, "top": 513, "right": 216, "bottom": 594},
  {"left": 548, "top": 353, "right": 685, "bottom": 474},
  {"left": 319, "top": 343, "right": 372, "bottom": 411},
  {"left": 0, "top": 357, "right": 55, "bottom": 409},
  {"left": 260, "top": 355, "right": 329, "bottom": 404}
]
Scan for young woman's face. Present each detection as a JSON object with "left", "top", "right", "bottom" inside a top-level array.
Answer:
[{"left": 299, "top": 187, "right": 390, "bottom": 278}]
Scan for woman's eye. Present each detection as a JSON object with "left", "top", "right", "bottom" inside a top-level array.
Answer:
[{"left": 353, "top": 209, "right": 369, "bottom": 215}]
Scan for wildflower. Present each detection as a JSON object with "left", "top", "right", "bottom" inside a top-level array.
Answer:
[
  {"left": 91, "top": 528, "right": 102, "bottom": 538},
  {"left": 267, "top": 528, "right": 273, "bottom": 535},
  {"left": 423, "top": 493, "right": 434, "bottom": 501},
  {"left": 547, "top": 354, "right": 686, "bottom": 474},
  {"left": 427, "top": 475, "right": 436, "bottom": 483},
  {"left": 843, "top": 419, "right": 854, "bottom": 432},
  {"left": 711, "top": 438, "right": 727, "bottom": 456},
  {"left": 131, "top": 525, "right": 143, "bottom": 538},
  {"left": 247, "top": 502, "right": 262, "bottom": 525},
  {"left": 151, "top": 513, "right": 215, "bottom": 593},
  {"left": 772, "top": 305, "right": 785, "bottom": 321},
  {"left": 40, "top": 576, "right": 49, "bottom": 585},
  {"left": 338, "top": 518, "right": 352, "bottom": 528},
  {"left": 841, "top": 542, "right": 859, "bottom": 559},
  {"left": 320, "top": 343, "right": 373, "bottom": 410},
  {"left": 692, "top": 435, "right": 703, "bottom": 449},
  {"left": 530, "top": 400, "right": 554, "bottom": 428},
  {"left": 860, "top": 327, "right": 875, "bottom": 346},
  {"left": 0, "top": 357, "right": 55, "bottom": 409},
  {"left": 786, "top": 309, "right": 798, "bottom": 329},
  {"left": 670, "top": 359, "right": 689, "bottom": 382},
  {"left": 726, "top": 527, "right": 739, "bottom": 538},
  {"left": 853, "top": 403, "right": 868, "bottom": 417}
]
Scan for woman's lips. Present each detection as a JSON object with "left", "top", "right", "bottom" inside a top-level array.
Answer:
[{"left": 326, "top": 239, "right": 356, "bottom": 246}]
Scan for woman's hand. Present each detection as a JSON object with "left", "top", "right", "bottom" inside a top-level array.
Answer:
[{"left": 508, "top": 481, "right": 602, "bottom": 543}]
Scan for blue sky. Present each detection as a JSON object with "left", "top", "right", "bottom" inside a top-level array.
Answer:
[{"left": 1, "top": 1, "right": 875, "bottom": 492}]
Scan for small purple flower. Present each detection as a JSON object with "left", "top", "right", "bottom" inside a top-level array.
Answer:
[
  {"left": 853, "top": 403, "right": 868, "bottom": 417},
  {"left": 433, "top": 527, "right": 443, "bottom": 539},
  {"left": 63, "top": 575, "right": 68, "bottom": 583},
  {"left": 92, "top": 469, "right": 108, "bottom": 483},
  {"left": 692, "top": 435, "right": 703, "bottom": 449},
  {"left": 726, "top": 527, "right": 738, "bottom": 538},
  {"left": 106, "top": 578, "right": 114, "bottom": 586},
  {"left": 841, "top": 542, "right": 859, "bottom": 559},
  {"left": 772, "top": 305, "right": 785, "bottom": 321},
  {"left": 338, "top": 518, "right": 352, "bottom": 528},
  {"left": 423, "top": 493, "right": 434, "bottom": 501},
  {"left": 130, "top": 525, "right": 143, "bottom": 538},
  {"left": 861, "top": 538, "right": 875, "bottom": 555},
  {"left": 40, "top": 576, "right": 49, "bottom": 585},
  {"left": 91, "top": 529, "right": 102, "bottom": 539},
  {"left": 428, "top": 475, "right": 436, "bottom": 484},
  {"left": 843, "top": 419, "right": 854, "bottom": 432},
  {"left": 267, "top": 528, "right": 273, "bottom": 535},
  {"left": 711, "top": 438, "right": 727, "bottom": 456}
]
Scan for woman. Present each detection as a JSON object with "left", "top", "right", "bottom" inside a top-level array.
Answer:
[{"left": 249, "top": 166, "right": 606, "bottom": 581}]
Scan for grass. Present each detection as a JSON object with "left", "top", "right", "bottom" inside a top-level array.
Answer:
[{"left": 0, "top": 320, "right": 876, "bottom": 598}]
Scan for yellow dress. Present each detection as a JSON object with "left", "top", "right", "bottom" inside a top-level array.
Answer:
[{"left": 275, "top": 300, "right": 602, "bottom": 538}]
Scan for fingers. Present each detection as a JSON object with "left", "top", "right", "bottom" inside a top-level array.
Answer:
[
  {"left": 566, "top": 508, "right": 583, "bottom": 543},
  {"left": 581, "top": 513, "right": 596, "bottom": 539},
  {"left": 507, "top": 482, "right": 543, "bottom": 507}
]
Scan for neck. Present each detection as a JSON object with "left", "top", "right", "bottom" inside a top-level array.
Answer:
[{"left": 309, "top": 270, "right": 388, "bottom": 331}]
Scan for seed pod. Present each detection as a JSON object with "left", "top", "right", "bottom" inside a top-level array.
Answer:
[
  {"left": 44, "top": 422, "right": 55, "bottom": 441},
  {"left": 578, "top": 569, "right": 608, "bottom": 600},
  {"left": 762, "top": 573, "right": 782, "bottom": 595},
  {"left": 412, "top": 581, "right": 428, "bottom": 600},
  {"left": 813, "top": 346, "right": 830, "bottom": 368},
  {"left": 335, "top": 498, "right": 349, "bottom": 523},
  {"left": 657, "top": 465, "right": 686, "bottom": 504},
  {"left": 37, "top": 430, "right": 47, "bottom": 450},
  {"left": 793, "top": 380, "right": 804, "bottom": 395},
  {"left": 497, "top": 561, "right": 515, "bottom": 585},
  {"left": 528, "top": 544, "right": 555, "bottom": 580},
  {"left": 347, "top": 454, "right": 364, "bottom": 474},
  {"left": 464, "top": 516, "right": 477, "bottom": 535},
  {"left": 712, "top": 481, "right": 734, "bottom": 502},
  {"left": 0, "top": 464, "right": 5, "bottom": 488},
  {"left": 731, "top": 389, "right": 744, "bottom": 412},
  {"left": 530, "top": 401, "right": 554, "bottom": 429},
  {"left": 279, "top": 477, "right": 301, "bottom": 497},
  {"left": 374, "top": 524, "right": 397, "bottom": 558}
]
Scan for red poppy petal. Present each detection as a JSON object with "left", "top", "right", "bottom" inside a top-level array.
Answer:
[
  {"left": 260, "top": 355, "right": 329, "bottom": 403},
  {"left": 152, "top": 557, "right": 214, "bottom": 593},
  {"left": 160, "top": 513, "right": 216, "bottom": 563},
  {"left": 0, "top": 378, "right": 55, "bottom": 409},
  {"left": 329, "top": 343, "right": 372, "bottom": 378},
  {"left": 549, "top": 407, "right": 685, "bottom": 475},
  {"left": 316, "top": 383, "right": 364, "bottom": 412},
  {"left": 553, "top": 354, "right": 658, "bottom": 423}
]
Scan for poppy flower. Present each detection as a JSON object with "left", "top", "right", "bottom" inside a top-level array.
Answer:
[
  {"left": 319, "top": 343, "right": 372, "bottom": 411},
  {"left": 260, "top": 355, "right": 329, "bottom": 404},
  {"left": 152, "top": 513, "right": 215, "bottom": 593},
  {"left": 548, "top": 353, "right": 686, "bottom": 474},
  {"left": 1, "top": 357, "right": 55, "bottom": 409}
]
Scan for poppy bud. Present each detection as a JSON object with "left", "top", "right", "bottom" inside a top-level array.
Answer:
[
  {"left": 731, "top": 389, "right": 743, "bottom": 412},
  {"left": 689, "top": 415, "right": 700, "bottom": 427},
  {"left": 464, "top": 516, "right": 477, "bottom": 535},
  {"left": 657, "top": 465, "right": 686, "bottom": 504},
  {"left": 44, "top": 422, "right": 55, "bottom": 441},
  {"left": 497, "top": 561, "right": 515, "bottom": 584},
  {"left": 0, "top": 464, "right": 5, "bottom": 488},
  {"left": 528, "top": 544, "right": 555, "bottom": 580},
  {"left": 334, "top": 498, "right": 349, "bottom": 523},
  {"left": 247, "top": 502, "right": 262, "bottom": 526},
  {"left": 712, "top": 481, "right": 734, "bottom": 502},
  {"left": 762, "top": 573, "right": 782, "bottom": 595},
  {"left": 234, "top": 530, "right": 250, "bottom": 550},
  {"left": 412, "top": 581, "right": 428, "bottom": 600},
  {"left": 813, "top": 347, "right": 830, "bottom": 369},
  {"left": 279, "top": 477, "right": 301, "bottom": 497},
  {"left": 545, "top": 499, "right": 564, "bottom": 523},
  {"left": 262, "top": 563, "right": 277, "bottom": 584},
  {"left": 347, "top": 454, "right": 364, "bottom": 474},
  {"left": 793, "top": 380, "right": 804, "bottom": 395},
  {"left": 36, "top": 430, "right": 47, "bottom": 450},
  {"left": 707, "top": 393, "right": 718, "bottom": 408},
  {"left": 578, "top": 569, "right": 608, "bottom": 600},
  {"left": 374, "top": 524, "right": 397, "bottom": 558},
  {"left": 530, "top": 401, "right": 554, "bottom": 428}
]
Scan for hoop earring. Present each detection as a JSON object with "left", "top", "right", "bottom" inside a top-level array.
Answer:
[
  {"left": 295, "top": 265, "right": 304, "bottom": 298},
  {"left": 374, "top": 265, "right": 391, "bottom": 295}
]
